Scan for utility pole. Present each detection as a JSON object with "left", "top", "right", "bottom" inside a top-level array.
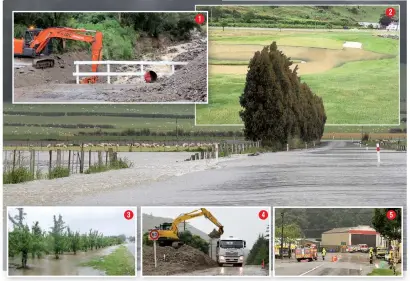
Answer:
[{"left": 280, "top": 211, "right": 284, "bottom": 259}]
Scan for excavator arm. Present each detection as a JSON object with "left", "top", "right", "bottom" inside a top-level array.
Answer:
[
  {"left": 170, "top": 208, "right": 224, "bottom": 236},
  {"left": 19, "top": 27, "right": 103, "bottom": 84}
]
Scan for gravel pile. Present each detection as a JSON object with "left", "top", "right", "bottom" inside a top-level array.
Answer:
[{"left": 142, "top": 244, "right": 217, "bottom": 276}]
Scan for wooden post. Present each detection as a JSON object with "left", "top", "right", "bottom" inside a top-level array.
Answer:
[
  {"left": 200, "top": 151, "right": 204, "bottom": 159},
  {"left": 29, "top": 149, "right": 35, "bottom": 175},
  {"left": 98, "top": 151, "right": 103, "bottom": 166},
  {"left": 191, "top": 155, "right": 195, "bottom": 161},
  {"left": 12, "top": 150, "right": 17, "bottom": 173},
  {"left": 68, "top": 150, "right": 71, "bottom": 172},
  {"left": 56, "top": 149, "right": 62, "bottom": 167},
  {"left": 195, "top": 153, "right": 199, "bottom": 160},
  {"left": 105, "top": 151, "right": 109, "bottom": 166},
  {"left": 89, "top": 150, "right": 92, "bottom": 168},
  {"left": 48, "top": 150, "right": 52, "bottom": 174},
  {"left": 80, "top": 150, "right": 85, "bottom": 173},
  {"left": 108, "top": 148, "right": 114, "bottom": 164}
]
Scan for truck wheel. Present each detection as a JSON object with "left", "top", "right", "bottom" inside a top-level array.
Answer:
[
  {"left": 309, "top": 258, "right": 313, "bottom": 262},
  {"left": 218, "top": 263, "right": 224, "bottom": 267},
  {"left": 297, "top": 259, "right": 301, "bottom": 262},
  {"left": 235, "top": 263, "right": 243, "bottom": 267}
]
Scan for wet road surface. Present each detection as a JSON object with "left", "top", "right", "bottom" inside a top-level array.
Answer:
[
  {"left": 275, "top": 253, "right": 379, "bottom": 276},
  {"left": 70, "top": 141, "right": 406, "bottom": 207},
  {"left": 8, "top": 245, "right": 120, "bottom": 276},
  {"left": 180, "top": 265, "right": 269, "bottom": 276}
]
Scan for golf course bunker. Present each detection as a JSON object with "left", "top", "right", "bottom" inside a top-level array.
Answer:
[{"left": 210, "top": 43, "right": 390, "bottom": 75}]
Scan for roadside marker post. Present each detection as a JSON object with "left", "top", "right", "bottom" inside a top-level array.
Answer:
[
  {"left": 376, "top": 143, "right": 380, "bottom": 163},
  {"left": 287, "top": 144, "right": 289, "bottom": 151},
  {"left": 215, "top": 143, "right": 219, "bottom": 162},
  {"left": 149, "top": 230, "right": 160, "bottom": 268}
]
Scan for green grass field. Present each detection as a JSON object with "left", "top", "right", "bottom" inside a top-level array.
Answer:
[
  {"left": 81, "top": 245, "right": 135, "bottom": 276},
  {"left": 197, "top": 28, "right": 400, "bottom": 125}
]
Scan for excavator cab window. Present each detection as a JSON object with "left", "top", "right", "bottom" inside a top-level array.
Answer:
[
  {"left": 24, "top": 29, "right": 42, "bottom": 45},
  {"left": 159, "top": 223, "right": 172, "bottom": 230}
]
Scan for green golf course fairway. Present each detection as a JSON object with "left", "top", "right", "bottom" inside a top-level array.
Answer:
[{"left": 196, "top": 28, "right": 399, "bottom": 125}]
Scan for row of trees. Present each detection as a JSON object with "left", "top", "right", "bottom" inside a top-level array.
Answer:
[
  {"left": 8, "top": 208, "right": 127, "bottom": 268},
  {"left": 240, "top": 42, "right": 326, "bottom": 147},
  {"left": 246, "top": 235, "right": 270, "bottom": 266}
]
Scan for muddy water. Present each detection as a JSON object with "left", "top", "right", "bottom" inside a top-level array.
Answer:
[
  {"left": 210, "top": 44, "right": 392, "bottom": 75},
  {"left": 8, "top": 245, "right": 119, "bottom": 276}
]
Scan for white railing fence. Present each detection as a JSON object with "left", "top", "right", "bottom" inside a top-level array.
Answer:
[{"left": 73, "top": 61, "right": 188, "bottom": 84}]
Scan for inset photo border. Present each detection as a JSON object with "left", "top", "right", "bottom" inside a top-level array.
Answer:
[
  {"left": 140, "top": 206, "right": 272, "bottom": 277},
  {"left": 6, "top": 206, "right": 137, "bottom": 277},
  {"left": 12, "top": 11, "right": 208, "bottom": 104},
  {"left": 273, "top": 206, "right": 403, "bottom": 277},
  {"left": 195, "top": 4, "right": 401, "bottom": 126}
]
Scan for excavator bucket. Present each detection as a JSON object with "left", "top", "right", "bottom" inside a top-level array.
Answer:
[{"left": 208, "top": 228, "right": 222, "bottom": 239}]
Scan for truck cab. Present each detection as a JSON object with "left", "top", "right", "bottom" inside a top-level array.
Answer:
[{"left": 216, "top": 236, "right": 246, "bottom": 267}]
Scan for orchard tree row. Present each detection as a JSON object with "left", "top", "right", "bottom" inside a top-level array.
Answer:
[
  {"left": 8, "top": 208, "right": 127, "bottom": 268},
  {"left": 240, "top": 42, "right": 327, "bottom": 148}
]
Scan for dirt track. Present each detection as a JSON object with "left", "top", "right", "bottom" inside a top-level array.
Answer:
[
  {"left": 142, "top": 245, "right": 218, "bottom": 276},
  {"left": 13, "top": 34, "right": 207, "bottom": 103}
]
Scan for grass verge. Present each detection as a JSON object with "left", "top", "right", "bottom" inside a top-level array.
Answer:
[
  {"left": 367, "top": 268, "right": 400, "bottom": 276},
  {"left": 3, "top": 167, "right": 35, "bottom": 184},
  {"left": 81, "top": 245, "right": 135, "bottom": 276}
]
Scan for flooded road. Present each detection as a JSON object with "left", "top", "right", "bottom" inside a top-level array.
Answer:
[
  {"left": 8, "top": 245, "right": 120, "bottom": 276},
  {"left": 275, "top": 253, "right": 378, "bottom": 276},
  {"left": 70, "top": 141, "right": 406, "bottom": 207},
  {"left": 180, "top": 265, "right": 269, "bottom": 276}
]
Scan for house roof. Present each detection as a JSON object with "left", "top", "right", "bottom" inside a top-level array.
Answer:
[{"left": 323, "top": 225, "right": 379, "bottom": 235}]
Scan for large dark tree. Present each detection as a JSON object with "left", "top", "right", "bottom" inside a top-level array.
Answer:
[
  {"left": 240, "top": 41, "right": 326, "bottom": 148},
  {"left": 372, "top": 208, "right": 402, "bottom": 242}
]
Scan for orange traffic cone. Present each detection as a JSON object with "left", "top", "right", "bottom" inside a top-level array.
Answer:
[{"left": 261, "top": 259, "right": 265, "bottom": 269}]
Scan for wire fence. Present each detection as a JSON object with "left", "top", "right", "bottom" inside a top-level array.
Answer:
[{"left": 3, "top": 148, "right": 120, "bottom": 176}]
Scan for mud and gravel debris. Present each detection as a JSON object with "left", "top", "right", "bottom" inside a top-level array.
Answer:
[
  {"left": 143, "top": 245, "right": 217, "bottom": 276},
  {"left": 14, "top": 51, "right": 108, "bottom": 88}
]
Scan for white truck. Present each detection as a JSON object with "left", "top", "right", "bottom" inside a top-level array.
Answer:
[{"left": 216, "top": 236, "right": 246, "bottom": 267}]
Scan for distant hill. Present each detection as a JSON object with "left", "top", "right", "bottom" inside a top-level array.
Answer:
[{"left": 198, "top": 5, "right": 400, "bottom": 29}]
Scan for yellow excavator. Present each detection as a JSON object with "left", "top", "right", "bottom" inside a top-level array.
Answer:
[{"left": 154, "top": 208, "right": 224, "bottom": 249}]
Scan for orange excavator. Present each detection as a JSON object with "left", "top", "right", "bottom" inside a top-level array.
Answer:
[{"left": 14, "top": 27, "right": 103, "bottom": 84}]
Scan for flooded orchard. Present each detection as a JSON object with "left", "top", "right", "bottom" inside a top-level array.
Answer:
[{"left": 9, "top": 245, "right": 124, "bottom": 276}]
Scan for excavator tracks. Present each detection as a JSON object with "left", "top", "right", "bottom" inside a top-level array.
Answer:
[{"left": 33, "top": 58, "right": 55, "bottom": 69}]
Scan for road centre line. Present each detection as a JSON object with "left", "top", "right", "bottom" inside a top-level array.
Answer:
[{"left": 299, "top": 264, "right": 325, "bottom": 276}]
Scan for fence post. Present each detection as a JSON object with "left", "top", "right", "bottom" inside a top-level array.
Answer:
[
  {"left": 195, "top": 153, "right": 199, "bottom": 160},
  {"left": 98, "top": 151, "right": 103, "bottom": 166},
  {"left": 89, "top": 150, "right": 92, "bottom": 168},
  {"left": 68, "top": 150, "right": 71, "bottom": 172},
  {"left": 191, "top": 155, "right": 195, "bottom": 161},
  {"left": 108, "top": 148, "right": 114, "bottom": 164},
  {"left": 200, "top": 151, "right": 204, "bottom": 159},
  {"left": 76, "top": 64, "right": 80, "bottom": 84},
  {"left": 107, "top": 63, "right": 111, "bottom": 84},
  {"left": 29, "top": 149, "right": 35, "bottom": 175},
  {"left": 56, "top": 149, "right": 62, "bottom": 167},
  {"left": 48, "top": 150, "right": 52, "bottom": 175},
  {"left": 215, "top": 144, "right": 219, "bottom": 162},
  {"left": 140, "top": 64, "right": 144, "bottom": 73},
  {"left": 80, "top": 149, "right": 85, "bottom": 174},
  {"left": 171, "top": 64, "right": 175, "bottom": 74}
]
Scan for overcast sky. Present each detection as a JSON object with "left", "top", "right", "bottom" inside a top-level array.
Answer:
[
  {"left": 7, "top": 207, "right": 136, "bottom": 236},
  {"left": 142, "top": 207, "right": 271, "bottom": 247}
]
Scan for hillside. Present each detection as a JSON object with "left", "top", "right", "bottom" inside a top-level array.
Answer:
[
  {"left": 198, "top": 5, "right": 400, "bottom": 28},
  {"left": 275, "top": 208, "right": 374, "bottom": 238}
]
